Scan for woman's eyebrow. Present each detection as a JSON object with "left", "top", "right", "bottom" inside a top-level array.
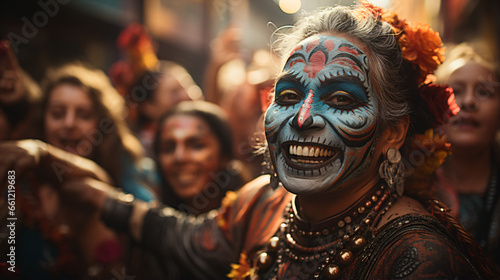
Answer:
[
  {"left": 319, "top": 75, "right": 366, "bottom": 92},
  {"left": 276, "top": 72, "right": 303, "bottom": 85}
]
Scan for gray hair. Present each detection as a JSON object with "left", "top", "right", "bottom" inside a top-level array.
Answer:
[{"left": 273, "top": 6, "right": 421, "bottom": 131}]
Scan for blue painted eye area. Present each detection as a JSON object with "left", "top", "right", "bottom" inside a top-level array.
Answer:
[
  {"left": 276, "top": 89, "right": 303, "bottom": 106},
  {"left": 322, "top": 90, "right": 362, "bottom": 110}
]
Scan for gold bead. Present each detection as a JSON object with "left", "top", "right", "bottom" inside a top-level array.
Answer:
[
  {"left": 338, "top": 249, "right": 353, "bottom": 265},
  {"left": 350, "top": 235, "right": 366, "bottom": 251},
  {"left": 268, "top": 236, "right": 280, "bottom": 252},
  {"left": 323, "top": 264, "right": 341, "bottom": 279},
  {"left": 280, "top": 223, "right": 287, "bottom": 233},
  {"left": 256, "top": 252, "right": 273, "bottom": 271}
]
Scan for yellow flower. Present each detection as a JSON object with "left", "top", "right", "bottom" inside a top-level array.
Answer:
[
  {"left": 406, "top": 129, "right": 452, "bottom": 197},
  {"left": 227, "top": 252, "right": 254, "bottom": 280},
  {"left": 217, "top": 191, "right": 237, "bottom": 230}
]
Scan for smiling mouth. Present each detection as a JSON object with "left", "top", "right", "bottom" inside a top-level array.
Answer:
[{"left": 282, "top": 141, "right": 339, "bottom": 170}]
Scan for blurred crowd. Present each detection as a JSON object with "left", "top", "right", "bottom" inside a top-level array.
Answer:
[
  {"left": 0, "top": 21, "right": 279, "bottom": 279},
  {"left": 0, "top": 1, "right": 499, "bottom": 279}
]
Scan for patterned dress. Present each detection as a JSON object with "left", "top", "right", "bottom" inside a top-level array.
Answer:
[{"left": 138, "top": 175, "right": 490, "bottom": 279}]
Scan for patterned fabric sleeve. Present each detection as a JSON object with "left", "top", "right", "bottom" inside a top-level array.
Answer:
[
  {"left": 352, "top": 214, "right": 485, "bottom": 279},
  {"left": 139, "top": 175, "right": 292, "bottom": 279}
]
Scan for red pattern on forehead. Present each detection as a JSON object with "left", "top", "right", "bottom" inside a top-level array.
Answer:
[
  {"left": 306, "top": 38, "right": 320, "bottom": 53},
  {"left": 338, "top": 45, "right": 361, "bottom": 56},
  {"left": 289, "top": 58, "right": 305, "bottom": 68},
  {"left": 330, "top": 57, "right": 361, "bottom": 73},
  {"left": 297, "top": 89, "right": 314, "bottom": 128},
  {"left": 324, "top": 39, "right": 335, "bottom": 52},
  {"left": 304, "top": 51, "right": 326, "bottom": 78}
]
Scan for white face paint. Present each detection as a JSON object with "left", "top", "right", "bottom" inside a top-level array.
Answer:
[{"left": 265, "top": 35, "right": 380, "bottom": 195}]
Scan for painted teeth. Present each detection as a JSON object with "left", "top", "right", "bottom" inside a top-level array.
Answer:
[{"left": 288, "top": 145, "right": 335, "bottom": 157}]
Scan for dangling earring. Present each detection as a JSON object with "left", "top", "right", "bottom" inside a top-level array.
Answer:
[
  {"left": 263, "top": 147, "right": 280, "bottom": 190},
  {"left": 270, "top": 171, "right": 279, "bottom": 190},
  {"left": 379, "top": 147, "right": 405, "bottom": 196}
]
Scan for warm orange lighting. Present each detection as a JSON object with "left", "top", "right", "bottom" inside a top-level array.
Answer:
[{"left": 279, "top": 0, "right": 301, "bottom": 14}]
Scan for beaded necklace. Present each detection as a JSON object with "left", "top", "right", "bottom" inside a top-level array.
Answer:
[{"left": 254, "top": 183, "right": 396, "bottom": 279}]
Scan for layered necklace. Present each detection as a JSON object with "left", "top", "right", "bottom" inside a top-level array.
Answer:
[{"left": 253, "top": 183, "right": 396, "bottom": 279}]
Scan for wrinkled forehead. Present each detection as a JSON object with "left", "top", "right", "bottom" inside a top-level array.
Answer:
[{"left": 284, "top": 34, "right": 368, "bottom": 71}]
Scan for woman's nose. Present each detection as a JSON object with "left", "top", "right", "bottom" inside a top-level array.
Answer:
[
  {"left": 63, "top": 112, "right": 77, "bottom": 128},
  {"left": 173, "top": 145, "right": 187, "bottom": 161},
  {"left": 290, "top": 89, "right": 326, "bottom": 131},
  {"left": 291, "top": 113, "right": 325, "bottom": 131},
  {"left": 460, "top": 87, "right": 478, "bottom": 112}
]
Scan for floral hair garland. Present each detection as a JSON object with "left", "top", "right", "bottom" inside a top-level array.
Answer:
[
  {"left": 358, "top": 1, "right": 460, "bottom": 197},
  {"left": 108, "top": 23, "right": 158, "bottom": 99}
]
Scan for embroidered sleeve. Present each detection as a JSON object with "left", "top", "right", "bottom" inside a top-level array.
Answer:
[
  {"left": 140, "top": 175, "right": 290, "bottom": 279},
  {"left": 358, "top": 216, "right": 483, "bottom": 279}
]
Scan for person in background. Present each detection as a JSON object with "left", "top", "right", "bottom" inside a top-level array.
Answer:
[
  {"left": 203, "top": 25, "right": 279, "bottom": 179},
  {"left": 434, "top": 42, "right": 500, "bottom": 267},
  {"left": 1, "top": 62, "right": 157, "bottom": 279},
  {"left": 133, "top": 61, "right": 202, "bottom": 158},
  {"left": 130, "top": 100, "right": 249, "bottom": 279},
  {"left": 40, "top": 63, "right": 157, "bottom": 202},
  {"left": 0, "top": 40, "right": 41, "bottom": 141},
  {"left": 154, "top": 100, "right": 248, "bottom": 215},
  {"left": 109, "top": 23, "right": 203, "bottom": 158}
]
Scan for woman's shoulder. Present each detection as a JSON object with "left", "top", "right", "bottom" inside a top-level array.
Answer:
[
  {"left": 217, "top": 175, "right": 293, "bottom": 257},
  {"left": 375, "top": 196, "right": 430, "bottom": 229},
  {"left": 354, "top": 213, "right": 484, "bottom": 279}
]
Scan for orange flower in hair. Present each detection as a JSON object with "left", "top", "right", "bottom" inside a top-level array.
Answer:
[
  {"left": 399, "top": 23, "right": 445, "bottom": 83},
  {"left": 380, "top": 10, "right": 405, "bottom": 32},
  {"left": 358, "top": 1, "right": 445, "bottom": 84}
]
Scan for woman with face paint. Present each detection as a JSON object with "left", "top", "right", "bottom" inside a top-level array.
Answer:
[
  {"left": 153, "top": 100, "right": 247, "bottom": 215},
  {"left": 433, "top": 42, "right": 500, "bottom": 267},
  {"left": 1, "top": 3, "right": 497, "bottom": 279}
]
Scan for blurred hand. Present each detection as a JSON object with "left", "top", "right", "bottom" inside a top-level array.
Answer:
[
  {"left": 210, "top": 25, "right": 242, "bottom": 67},
  {"left": 60, "top": 177, "right": 116, "bottom": 211},
  {"left": 0, "top": 40, "right": 26, "bottom": 104},
  {"left": 0, "top": 139, "right": 47, "bottom": 183}
]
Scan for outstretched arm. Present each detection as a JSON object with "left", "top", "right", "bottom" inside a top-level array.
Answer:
[{"left": 0, "top": 140, "right": 112, "bottom": 190}]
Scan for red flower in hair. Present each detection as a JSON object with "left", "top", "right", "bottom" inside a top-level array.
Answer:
[
  {"left": 116, "top": 22, "right": 158, "bottom": 73},
  {"left": 419, "top": 83, "right": 460, "bottom": 126},
  {"left": 117, "top": 23, "right": 150, "bottom": 50}
]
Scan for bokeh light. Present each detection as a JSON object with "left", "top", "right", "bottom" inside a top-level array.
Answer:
[{"left": 279, "top": 0, "right": 301, "bottom": 14}]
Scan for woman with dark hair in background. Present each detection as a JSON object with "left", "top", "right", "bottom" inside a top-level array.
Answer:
[
  {"left": 1, "top": 63, "right": 157, "bottom": 279},
  {"left": 153, "top": 100, "right": 248, "bottom": 215},
  {"left": 40, "top": 63, "right": 157, "bottom": 202}
]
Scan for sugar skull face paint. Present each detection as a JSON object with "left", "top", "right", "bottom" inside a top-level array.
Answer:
[{"left": 265, "top": 35, "right": 379, "bottom": 195}]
